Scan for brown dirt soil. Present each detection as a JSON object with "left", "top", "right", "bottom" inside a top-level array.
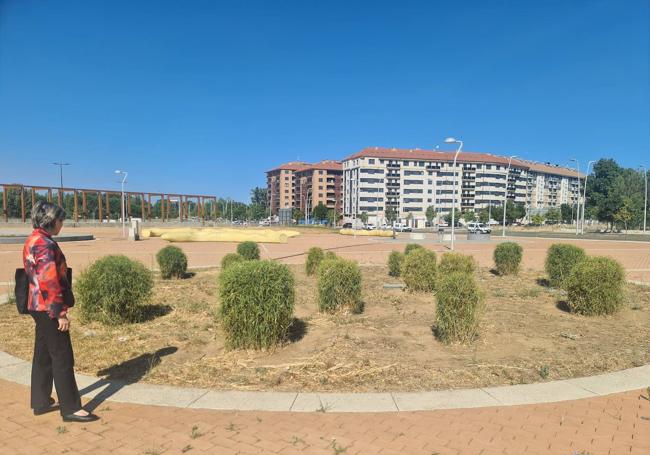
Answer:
[{"left": 1, "top": 264, "right": 649, "bottom": 392}]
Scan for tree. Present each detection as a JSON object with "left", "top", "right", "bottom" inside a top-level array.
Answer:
[
  {"left": 478, "top": 208, "right": 489, "bottom": 223},
  {"left": 491, "top": 205, "right": 504, "bottom": 225},
  {"left": 560, "top": 204, "right": 573, "bottom": 224},
  {"left": 360, "top": 212, "right": 369, "bottom": 224},
  {"left": 292, "top": 208, "right": 304, "bottom": 222},
  {"left": 250, "top": 187, "right": 267, "bottom": 206},
  {"left": 425, "top": 206, "right": 435, "bottom": 225},
  {"left": 461, "top": 210, "right": 476, "bottom": 223},
  {"left": 385, "top": 206, "right": 397, "bottom": 224},
  {"left": 312, "top": 202, "right": 328, "bottom": 221},
  {"left": 546, "top": 208, "right": 561, "bottom": 223},
  {"left": 531, "top": 214, "right": 545, "bottom": 226},
  {"left": 613, "top": 202, "right": 633, "bottom": 232},
  {"left": 406, "top": 212, "right": 414, "bottom": 226}
]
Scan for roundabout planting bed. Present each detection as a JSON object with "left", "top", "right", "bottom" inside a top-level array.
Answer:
[{"left": 1, "top": 263, "right": 649, "bottom": 392}]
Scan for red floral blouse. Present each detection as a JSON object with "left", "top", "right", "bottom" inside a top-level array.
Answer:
[{"left": 22, "top": 228, "right": 72, "bottom": 319}]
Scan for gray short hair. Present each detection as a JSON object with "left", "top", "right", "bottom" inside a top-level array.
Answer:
[{"left": 31, "top": 201, "right": 66, "bottom": 230}]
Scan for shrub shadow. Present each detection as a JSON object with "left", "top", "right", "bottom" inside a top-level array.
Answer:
[
  {"left": 288, "top": 318, "right": 308, "bottom": 343},
  {"left": 556, "top": 301, "right": 571, "bottom": 313},
  {"left": 138, "top": 304, "right": 173, "bottom": 322},
  {"left": 489, "top": 269, "right": 500, "bottom": 276},
  {"left": 536, "top": 277, "right": 550, "bottom": 287},
  {"left": 182, "top": 271, "right": 196, "bottom": 279},
  {"left": 79, "top": 346, "right": 178, "bottom": 411}
]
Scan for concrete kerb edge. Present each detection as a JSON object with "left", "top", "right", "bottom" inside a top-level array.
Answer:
[{"left": 0, "top": 350, "right": 649, "bottom": 412}]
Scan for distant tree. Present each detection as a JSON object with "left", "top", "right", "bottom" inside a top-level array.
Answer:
[
  {"left": 531, "top": 214, "right": 545, "bottom": 226},
  {"left": 613, "top": 202, "right": 633, "bottom": 232},
  {"left": 312, "top": 202, "right": 328, "bottom": 221},
  {"left": 425, "top": 206, "right": 436, "bottom": 225},
  {"left": 546, "top": 208, "right": 561, "bottom": 223},
  {"left": 406, "top": 212, "right": 414, "bottom": 226},
  {"left": 560, "top": 204, "right": 573, "bottom": 224},
  {"left": 250, "top": 187, "right": 267, "bottom": 206},
  {"left": 385, "top": 206, "right": 397, "bottom": 224},
  {"left": 491, "top": 206, "right": 504, "bottom": 225},
  {"left": 292, "top": 207, "right": 302, "bottom": 222},
  {"left": 461, "top": 210, "right": 476, "bottom": 223},
  {"left": 249, "top": 204, "right": 266, "bottom": 221},
  {"left": 478, "top": 208, "right": 489, "bottom": 224},
  {"left": 360, "top": 212, "right": 369, "bottom": 224}
]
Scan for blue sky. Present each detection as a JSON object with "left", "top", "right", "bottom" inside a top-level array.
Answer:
[{"left": 1, "top": 0, "right": 648, "bottom": 201}]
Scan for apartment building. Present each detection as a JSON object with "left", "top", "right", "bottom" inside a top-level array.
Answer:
[
  {"left": 342, "top": 147, "right": 583, "bottom": 227},
  {"left": 266, "top": 160, "right": 343, "bottom": 216},
  {"left": 266, "top": 162, "right": 307, "bottom": 215}
]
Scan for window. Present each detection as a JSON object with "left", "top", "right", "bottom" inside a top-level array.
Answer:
[
  {"left": 427, "top": 180, "right": 432, "bottom": 184},
  {"left": 403, "top": 161, "right": 409, "bottom": 166},
  {"left": 318, "top": 178, "right": 323, "bottom": 182},
  {"left": 369, "top": 159, "right": 375, "bottom": 164},
  {"left": 319, "top": 186, "right": 323, "bottom": 190}
]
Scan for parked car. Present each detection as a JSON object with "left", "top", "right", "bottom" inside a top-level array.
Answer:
[
  {"left": 393, "top": 223, "right": 412, "bottom": 232},
  {"left": 259, "top": 220, "right": 271, "bottom": 226},
  {"left": 466, "top": 222, "right": 491, "bottom": 234},
  {"left": 342, "top": 222, "right": 353, "bottom": 229},
  {"left": 364, "top": 223, "right": 376, "bottom": 230}
]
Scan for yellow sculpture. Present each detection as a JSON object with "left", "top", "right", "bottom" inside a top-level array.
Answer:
[
  {"left": 141, "top": 227, "right": 300, "bottom": 244},
  {"left": 339, "top": 229, "right": 394, "bottom": 237}
]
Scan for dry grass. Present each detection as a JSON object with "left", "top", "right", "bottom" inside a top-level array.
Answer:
[{"left": 1, "top": 265, "right": 649, "bottom": 392}]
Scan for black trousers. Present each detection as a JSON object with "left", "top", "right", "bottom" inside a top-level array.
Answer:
[{"left": 30, "top": 311, "right": 82, "bottom": 415}]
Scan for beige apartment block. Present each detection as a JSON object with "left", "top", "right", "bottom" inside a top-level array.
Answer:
[{"left": 342, "top": 147, "right": 583, "bottom": 228}]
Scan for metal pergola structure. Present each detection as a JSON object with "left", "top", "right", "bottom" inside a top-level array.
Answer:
[{"left": 1, "top": 183, "right": 218, "bottom": 224}]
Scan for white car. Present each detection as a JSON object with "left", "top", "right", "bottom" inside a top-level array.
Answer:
[
  {"left": 393, "top": 223, "right": 412, "bottom": 232},
  {"left": 467, "top": 222, "right": 491, "bottom": 234},
  {"left": 364, "top": 223, "right": 376, "bottom": 230}
]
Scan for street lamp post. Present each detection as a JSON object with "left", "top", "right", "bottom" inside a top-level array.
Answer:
[
  {"left": 581, "top": 160, "right": 596, "bottom": 235},
  {"left": 444, "top": 137, "right": 463, "bottom": 251},
  {"left": 640, "top": 166, "right": 647, "bottom": 233},
  {"left": 502, "top": 155, "right": 517, "bottom": 237},
  {"left": 114, "top": 170, "right": 128, "bottom": 237},
  {"left": 569, "top": 159, "right": 580, "bottom": 235},
  {"left": 52, "top": 162, "right": 70, "bottom": 188}
]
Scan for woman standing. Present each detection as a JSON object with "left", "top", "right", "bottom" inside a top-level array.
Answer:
[{"left": 23, "top": 201, "right": 99, "bottom": 422}]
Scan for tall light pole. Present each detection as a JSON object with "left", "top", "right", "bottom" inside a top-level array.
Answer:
[
  {"left": 581, "top": 160, "right": 596, "bottom": 234},
  {"left": 640, "top": 166, "right": 647, "bottom": 233},
  {"left": 501, "top": 155, "right": 517, "bottom": 237},
  {"left": 114, "top": 170, "right": 128, "bottom": 237},
  {"left": 444, "top": 137, "right": 463, "bottom": 250},
  {"left": 569, "top": 159, "right": 580, "bottom": 235},
  {"left": 52, "top": 162, "right": 70, "bottom": 188}
]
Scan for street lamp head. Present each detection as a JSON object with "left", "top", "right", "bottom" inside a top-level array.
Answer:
[
  {"left": 115, "top": 170, "right": 122, "bottom": 174},
  {"left": 444, "top": 137, "right": 458, "bottom": 144}
]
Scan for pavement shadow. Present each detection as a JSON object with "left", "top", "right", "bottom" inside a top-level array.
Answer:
[
  {"left": 288, "top": 318, "right": 308, "bottom": 343},
  {"left": 79, "top": 346, "right": 177, "bottom": 411},
  {"left": 556, "top": 301, "right": 571, "bottom": 313}
]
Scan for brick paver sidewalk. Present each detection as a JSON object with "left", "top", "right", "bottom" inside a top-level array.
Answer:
[{"left": 1, "top": 379, "right": 648, "bottom": 455}]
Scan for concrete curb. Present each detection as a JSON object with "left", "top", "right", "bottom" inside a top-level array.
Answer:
[{"left": 1, "top": 351, "right": 648, "bottom": 412}]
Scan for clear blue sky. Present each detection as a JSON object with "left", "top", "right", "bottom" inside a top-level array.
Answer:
[{"left": 1, "top": 0, "right": 648, "bottom": 201}]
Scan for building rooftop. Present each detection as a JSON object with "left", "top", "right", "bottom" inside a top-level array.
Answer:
[{"left": 343, "top": 147, "right": 583, "bottom": 178}]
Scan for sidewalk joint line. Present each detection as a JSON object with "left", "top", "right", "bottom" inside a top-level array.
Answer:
[
  {"left": 390, "top": 393, "right": 400, "bottom": 411},
  {"left": 185, "top": 390, "right": 209, "bottom": 408},
  {"left": 288, "top": 392, "right": 299, "bottom": 411}
]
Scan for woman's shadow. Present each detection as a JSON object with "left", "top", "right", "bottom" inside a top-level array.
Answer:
[{"left": 78, "top": 346, "right": 177, "bottom": 411}]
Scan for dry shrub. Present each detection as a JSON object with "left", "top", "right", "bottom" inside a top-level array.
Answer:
[
  {"left": 156, "top": 245, "right": 188, "bottom": 279},
  {"left": 237, "top": 241, "right": 260, "bottom": 260},
  {"left": 566, "top": 256, "right": 625, "bottom": 316},
  {"left": 435, "top": 272, "right": 484, "bottom": 344},
  {"left": 388, "top": 251, "right": 404, "bottom": 277},
  {"left": 493, "top": 242, "right": 523, "bottom": 275},
  {"left": 221, "top": 253, "right": 244, "bottom": 270},
  {"left": 545, "top": 243, "right": 586, "bottom": 289},
  {"left": 218, "top": 260, "right": 295, "bottom": 349},
  {"left": 305, "top": 247, "right": 324, "bottom": 276},
  {"left": 438, "top": 252, "right": 476, "bottom": 275},
  {"left": 404, "top": 243, "right": 424, "bottom": 255},
  {"left": 317, "top": 258, "right": 363, "bottom": 314},
  {"left": 401, "top": 249, "right": 437, "bottom": 292},
  {"left": 75, "top": 255, "right": 153, "bottom": 325}
]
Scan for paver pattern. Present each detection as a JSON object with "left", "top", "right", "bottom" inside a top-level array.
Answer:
[{"left": 1, "top": 378, "right": 649, "bottom": 455}]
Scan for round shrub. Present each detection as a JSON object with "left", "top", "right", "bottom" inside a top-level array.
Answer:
[
  {"left": 317, "top": 258, "right": 363, "bottom": 314},
  {"left": 439, "top": 252, "right": 476, "bottom": 275},
  {"left": 435, "top": 272, "right": 484, "bottom": 344},
  {"left": 324, "top": 251, "right": 338, "bottom": 261},
  {"left": 388, "top": 251, "right": 404, "bottom": 277},
  {"left": 545, "top": 244, "right": 586, "bottom": 289},
  {"left": 75, "top": 255, "right": 153, "bottom": 325},
  {"left": 156, "top": 245, "right": 188, "bottom": 279},
  {"left": 237, "top": 241, "right": 260, "bottom": 260},
  {"left": 493, "top": 242, "right": 523, "bottom": 275},
  {"left": 221, "top": 253, "right": 244, "bottom": 270},
  {"left": 401, "top": 249, "right": 437, "bottom": 292},
  {"left": 404, "top": 243, "right": 424, "bottom": 255},
  {"left": 218, "top": 260, "right": 295, "bottom": 349},
  {"left": 566, "top": 256, "right": 625, "bottom": 316},
  {"left": 305, "top": 247, "right": 325, "bottom": 276}
]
